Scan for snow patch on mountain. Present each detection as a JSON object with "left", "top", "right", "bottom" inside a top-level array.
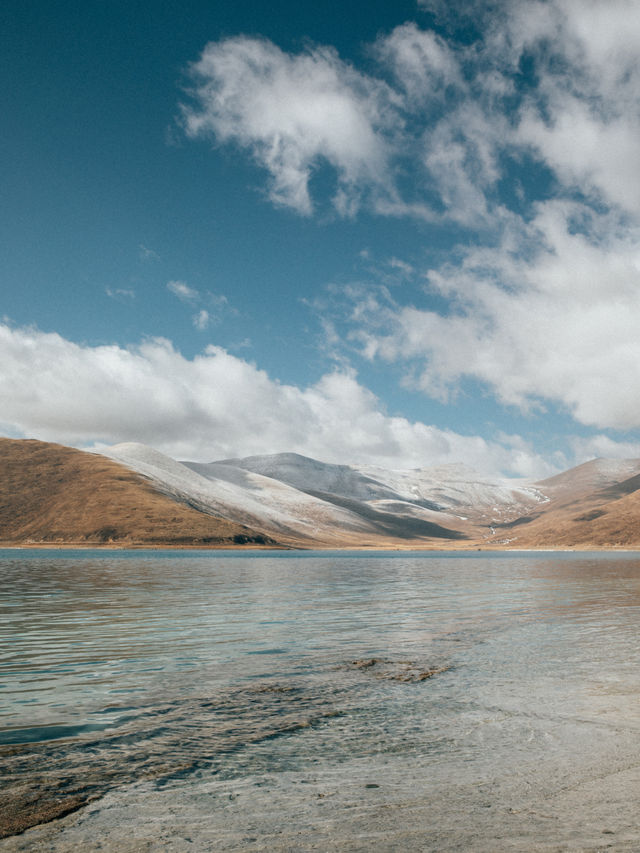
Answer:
[
  {"left": 217, "top": 452, "right": 407, "bottom": 504},
  {"left": 220, "top": 452, "right": 547, "bottom": 522},
  {"left": 102, "top": 443, "right": 586, "bottom": 545},
  {"left": 103, "top": 443, "right": 374, "bottom": 541}
]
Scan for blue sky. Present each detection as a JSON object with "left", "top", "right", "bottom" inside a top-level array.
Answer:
[{"left": 3, "top": 0, "right": 640, "bottom": 476}]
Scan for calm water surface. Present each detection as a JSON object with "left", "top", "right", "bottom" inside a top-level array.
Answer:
[{"left": 1, "top": 550, "right": 640, "bottom": 851}]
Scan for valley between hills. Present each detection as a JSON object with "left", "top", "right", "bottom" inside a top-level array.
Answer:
[{"left": 2, "top": 437, "right": 640, "bottom": 550}]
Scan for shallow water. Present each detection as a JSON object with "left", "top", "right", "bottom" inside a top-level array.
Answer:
[{"left": 2, "top": 549, "right": 640, "bottom": 850}]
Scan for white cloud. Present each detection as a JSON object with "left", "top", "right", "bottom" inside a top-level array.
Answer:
[
  {"left": 310, "top": 2, "right": 640, "bottom": 440},
  {"left": 388, "top": 257, "right": 414, "bottom": 277},
  {"left": 138, "top": 244, "right": 159, "bottom": 261},
  {"left": 193, "top": 309, "right": 210, "bottom": 330},
  {"left": 519, "top": 101, "right": 640, "bottom": 214},
  {"left": 506, "top": 0, "right": 640, "bottom": 215},
  {"left": 512, "top": 0, "right": 640, "bottom": 100},
  {"left": 375, "top": 22, "right": 463, "bottom": 101},
  {"left": 174, "top": 21, "right": 502, "bottom": 227},
  {"left": 167, "top": 284, "right": 232, "bottom": 327},
  {"left": 167, "top": 280, "right": 199, "bottom": 302},
  {"left": 421, "top": 101, "right": 507, "bottom": 225},
  {"left": 106, "top": 287, "right": 135, "bottom": 300},
  {"left": 570, "top": 434, "right": 640, "bottom": 466},
  {"left": 182, "top": 36, "right": 395, "bottom": 216},
  {"left": 175, "top": 16, "right": 519, "bottom": 226},
  {"left": 0, "top": 323, "right": 554, "bottom": 476},
  {"left": 178, "top": 3, "right": 640, "bottom": 228},
  {"left": 347, "top": 201, "right": 640, "bottom": 431}
]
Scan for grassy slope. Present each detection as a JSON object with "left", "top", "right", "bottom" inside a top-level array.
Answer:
[
  {"left": 0, "top": 438, "right": 276, "bottom": 547},
  {"left": 488, "top": 468, "right": 640, "bottom": 549},
  {"left": 496, "top": 487, "right": 640, "bottom": 548}
]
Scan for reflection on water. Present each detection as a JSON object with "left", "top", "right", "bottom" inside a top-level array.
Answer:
[{"left": 2, "top": 550, "right": 640, "bottom": 849}]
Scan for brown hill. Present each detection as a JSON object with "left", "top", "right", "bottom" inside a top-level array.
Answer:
[
  {"left": 488, "top": 459, "right": 640, "bottom": 549},
  {"left": 535, "top": 457, "right": 640, "bottom": 502},
  {"left": 0, "top": 438, "right": 276, "bottom": 547}
]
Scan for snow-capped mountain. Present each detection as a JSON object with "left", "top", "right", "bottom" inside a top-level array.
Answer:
[
  {"left": 4, "top": 438, "right": 640, "bottom": 548},
  {"left": 216, "top": 451, "right": 548, "bottom": 523},
  {"left": 103, "top": 444, "right": 551, "bottom": 546},
  {"left": 103, "top": 443, "right": 374, "bottom": 544}
]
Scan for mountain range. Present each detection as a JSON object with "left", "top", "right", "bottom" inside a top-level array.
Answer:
[{"left": 2, "top": 437, "right": 640, "bottom": 549}]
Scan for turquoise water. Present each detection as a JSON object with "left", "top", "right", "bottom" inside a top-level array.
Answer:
[{"left": 2, "top": 550, "right": 640, "bottom": 850}]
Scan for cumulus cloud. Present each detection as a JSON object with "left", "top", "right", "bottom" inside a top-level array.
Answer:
[
  {"left": 505, "top": 1, "right": 640, "bottom": 216},
  {"left": 0, "top": 323, "right": 555, "bottom": 476},
  {"left": 179, "top": 2, "right": 640, "bottom": 229},
  {"left": 347, "top": 201, "right": 640, "bottom": 430},
  {"left": 181, "top": 36, "right": 395, "bottom": 216},
  {"left": 406, "top": 0, "right": 640, "bottom": 223},
  {"left": 519, "top": 102, "right": 640, "bottom": 214},
  {"left": 421, "top": 102, "right": 507, "bottom": 225},
  {"left": 231, "top": 2, "right": 634, "bottom": 444},
  {"left": 375, "top": 22, "right": 463, "bottom": 101},
  {"left": 570, "top": 434, "right": 640, "bottom": 466},
  {"left": 179, "top": 26, "right": 514, "bottom": 224}
]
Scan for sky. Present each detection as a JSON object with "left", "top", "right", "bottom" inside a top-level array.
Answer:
[{"left": 3, "top": 0, "right": 640, "bottom": 477}]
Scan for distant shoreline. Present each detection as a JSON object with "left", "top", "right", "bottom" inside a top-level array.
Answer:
[{"left": 2, "top": 542, "right": 640, "bottom": 553}]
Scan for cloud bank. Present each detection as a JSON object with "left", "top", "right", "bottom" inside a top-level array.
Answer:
[
  {"left": 0, "top": 322, "right": 561, "bottom": 477},
  {"left": 347, "top": 202, "right": 640, "bottom": 431}
]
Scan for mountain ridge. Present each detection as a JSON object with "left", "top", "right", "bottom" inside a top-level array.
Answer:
[{"left": 3, "top": 438, "right": 640, "bottom": 549}]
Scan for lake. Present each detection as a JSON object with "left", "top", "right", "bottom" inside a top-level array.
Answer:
[{"left": 1, "top": 549, "right": 640, "bottom": 851}]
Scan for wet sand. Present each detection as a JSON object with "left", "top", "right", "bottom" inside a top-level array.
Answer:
[{"left": 3, "top": 752, "right": 640, "bottom": 851}]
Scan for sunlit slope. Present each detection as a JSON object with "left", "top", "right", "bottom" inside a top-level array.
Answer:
[
  {"left": 493, "top": 460, "right": 640, "bottom": 548},
  {"left": 0, "top": 438, "right": 273, "bottom": 547}
]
